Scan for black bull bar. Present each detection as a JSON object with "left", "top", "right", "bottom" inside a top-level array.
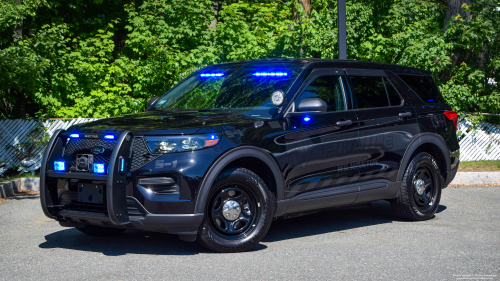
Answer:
[{"left": 40, "top": 129, "right": 133, "bottom": 226}]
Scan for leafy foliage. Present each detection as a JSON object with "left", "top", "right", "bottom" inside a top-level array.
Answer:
[{"left": 0, "top": 0, "right": 499, "bottom": 119}]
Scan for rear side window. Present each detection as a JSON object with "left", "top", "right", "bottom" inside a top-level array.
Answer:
[
  {"left": 350, "top": 76, "right": 389, "bottom": 108},
  {"left": 398, "top": 75, "right": 445, "bottom": 104},
  {"left": 384, "top": 78, "right": 402, "bottom": 106}
]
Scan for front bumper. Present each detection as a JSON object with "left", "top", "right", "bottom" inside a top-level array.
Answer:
[{"left": 40, "top": 129, "right": 204, "bottom": 235}]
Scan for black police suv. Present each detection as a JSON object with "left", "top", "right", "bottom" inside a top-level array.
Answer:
[{"left": 41, "top": 59, "right": 460, "bottom": 252}]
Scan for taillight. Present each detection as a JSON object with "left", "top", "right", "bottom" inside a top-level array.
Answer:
[{"left": 444, "top": 110, "right": 458, "bottom": 131}]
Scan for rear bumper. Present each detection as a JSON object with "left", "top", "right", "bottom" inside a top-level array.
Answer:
[{"left": 444, "top": 159, "right": 459, "bottom": 188}]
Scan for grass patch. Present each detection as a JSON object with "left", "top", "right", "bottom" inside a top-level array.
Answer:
[{"left": 459, "top": 160, "right": 500, "bottom": 172}]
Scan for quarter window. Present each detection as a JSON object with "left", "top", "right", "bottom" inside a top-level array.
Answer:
[
  {"left": 397, "top": 75, "right": 445, "bottom": 104},
  {"left": 296, "top": 76, "right": 346, "bottom": 112}
]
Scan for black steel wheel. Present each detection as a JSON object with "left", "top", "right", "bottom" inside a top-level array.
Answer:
[
  {"left": 391, "top": 152, "right": 442, "bottom": 221},
  {"left": 209, "top": 186, "right": 258, "bottom": 237},
  {"left": 198, "top": 168, "right": 275, "bottom": 253}
]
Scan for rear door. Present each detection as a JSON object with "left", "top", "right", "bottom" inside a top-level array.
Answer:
[
  {"left": 346, "top": 69, "right": 417, "bottom": 192},
  {"left": 283, "top": 68, "right": 359, "bottom": 203}
]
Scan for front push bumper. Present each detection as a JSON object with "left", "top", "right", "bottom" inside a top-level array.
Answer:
[{"left": 40, "top": 129, "right": 204, "bottom": 236}]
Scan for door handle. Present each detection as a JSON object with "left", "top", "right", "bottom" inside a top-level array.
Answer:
[
  {"left": 336, "top": 120, "right": 352, "bottom": 126},
  {"left": 399, "top": 112, "right": 411, "bottom": 118}
]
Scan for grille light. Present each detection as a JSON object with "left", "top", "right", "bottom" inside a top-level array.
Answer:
[
  {"left": 69, "top": 133, "right": 80, "bottom": 139},
  {"left": 93, "top": 163, "right": 106, "bottom": 174},
  {"left": 54, "top": 161, "right": 65, "bottom": 171},
  {"left": 104, "top": 134, "right": 115, "bottom": 140},
  {"left": 303, "top": 116, "right": 311, "bottom": 122},
  {"left": 120, "top": 158, "right": 125, "bottom": 172}
]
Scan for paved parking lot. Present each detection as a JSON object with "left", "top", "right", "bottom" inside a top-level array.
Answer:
[{"left": 0, "top": 187, "right": 499, "bottom": 280}]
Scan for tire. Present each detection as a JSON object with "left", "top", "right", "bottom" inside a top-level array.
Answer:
[
  {"left": 390, "top": 152, "right": 442, "bottom": 221},
  {"left": 197, "top": 168, "right": 276, "bottom": 253},
  {"left": 75, "top": 225, "right": 126, "bottom": 237}
]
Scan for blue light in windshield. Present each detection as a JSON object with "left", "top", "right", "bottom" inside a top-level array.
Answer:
[
  {"left": 428, "top": 99, "right": 434, "bottom": 102},
  {"left": 200, "top": 73, "right": 224, "bottom": 77},
  {"left": 253, "top": 72, "right": 288, "bottom": 77}
]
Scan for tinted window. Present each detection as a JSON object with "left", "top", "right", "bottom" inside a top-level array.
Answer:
[
  {"left": 398, "top": 75, "right": 445, "bottom": 103},
  {"left": 297, "top": 76, "right": 346, "bottom": 112},
  {"left": 383, "top": 78, "right": 402, "bottom": 106},
  {"left": 350, "top": 76, "right": 389, "bottom": 109}
]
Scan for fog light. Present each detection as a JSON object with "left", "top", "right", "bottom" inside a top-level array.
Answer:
[
  {"left": 54, "top": 161, "right": 66, "bottom": 171},
  {"left": 93, "top": 163, "right": 106, "bottom": 174}
]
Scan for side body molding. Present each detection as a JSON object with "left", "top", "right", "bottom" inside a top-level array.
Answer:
[
  {"left": 397, "top": 133, "right": 451, "bottom": 182},
  {"left": 194, "top": 146, "right": 285, "bottom": 214}
]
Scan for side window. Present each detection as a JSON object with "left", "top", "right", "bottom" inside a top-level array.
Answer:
[
  {"left": 383, "top": 78, "right": 402, "bottom": 106},
  {"left": 296, "top": 75, "right": 346, "bottom": 112},
  {"left": 398, "top": 75, "right": 445, "bottom": 104},
  {"left": 350, "top": 76, "right": 389, "bottom": 109}
]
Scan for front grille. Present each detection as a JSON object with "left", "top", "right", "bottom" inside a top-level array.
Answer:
[
  {"left": 130, "top": 137, "right": 162, "bottom": 171},
  {"left": 63, "top": 139, "right": 117, "bottom": 169}
]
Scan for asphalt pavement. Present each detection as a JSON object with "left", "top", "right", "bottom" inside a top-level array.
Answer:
[{"left": 0, "top": 187, "right": 499, "bottom": 280}]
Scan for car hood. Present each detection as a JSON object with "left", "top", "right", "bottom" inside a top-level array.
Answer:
[{"left": 68, "top": 110, "right": 264, "bottom": 135}]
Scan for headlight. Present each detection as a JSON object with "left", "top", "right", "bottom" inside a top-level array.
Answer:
[{"left": 144, "top": 134, "right": 221, "bottom": 154}]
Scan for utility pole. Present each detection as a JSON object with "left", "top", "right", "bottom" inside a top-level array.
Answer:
[{"left": 338, "top": 0, "right": 347, "bottom": 60}]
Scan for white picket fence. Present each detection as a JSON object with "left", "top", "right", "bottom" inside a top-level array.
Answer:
[
  {"left": 0, "top": 118, "right": 99, "bottom": 175},
  {"left": 458, "top": 119, "right": 500, "bottom": 161},
  {"left": 0, "top": 117, "right": 499, "bottom": 176}
]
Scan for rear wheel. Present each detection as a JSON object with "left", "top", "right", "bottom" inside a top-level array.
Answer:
[
  {"left": 197, "top": 168, "right": 275, "bottom": 253},
  {"left": 391, "top": 152, "right": 442, "bottom": 221},
  {"left": 75, "top": 225, "right": 126, "bottom": 237}
]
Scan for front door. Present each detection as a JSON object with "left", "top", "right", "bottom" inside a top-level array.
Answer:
[{"left": 282, "top": 69, "right": 359, "bottom": 204}]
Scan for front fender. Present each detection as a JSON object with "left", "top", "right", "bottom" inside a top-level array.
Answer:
[{"left": 194, "top": 146, "right": 285, "bottom": 214}]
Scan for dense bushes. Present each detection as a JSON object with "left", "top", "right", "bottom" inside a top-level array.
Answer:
[{"left": 0, "top": 0, "right": 498, "bottom": 119}]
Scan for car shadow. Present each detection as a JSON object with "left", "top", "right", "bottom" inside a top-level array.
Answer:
[
  {"left": 39, "top": 200, "right": 447, "bottom": 255},
  {"left": 263, "top": 200, "right": 447, "bottom": 243}
]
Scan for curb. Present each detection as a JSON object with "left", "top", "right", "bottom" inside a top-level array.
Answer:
[
  {"left": 0, "top": 178, "right": 39, "bottom": 198},
  {"left": 449, "top": 172, "right": 500, "bottom": 186}
]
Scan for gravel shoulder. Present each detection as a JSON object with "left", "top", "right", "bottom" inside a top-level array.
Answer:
[{"left": 0, "top": 187, "right": 499, "bottom": 280}]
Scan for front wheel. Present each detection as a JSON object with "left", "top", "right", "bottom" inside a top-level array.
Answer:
[
  {"left": 391, "top": 152, "right": 442, "bottom": 221},
  {"left": 197, "top": 168, "right": 275, "bottom": 253}
]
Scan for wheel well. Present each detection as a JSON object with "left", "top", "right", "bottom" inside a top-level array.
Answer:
[
  {"left": 225, "top": 157, "right": 277, "bottom": 198},
  {"left": 413, "top": 143, "right": 447, "bottom": 179}
]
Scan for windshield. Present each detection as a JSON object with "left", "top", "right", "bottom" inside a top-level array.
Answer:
[{"left": 151, "top": 64, "right": 303, "bottom": 118}]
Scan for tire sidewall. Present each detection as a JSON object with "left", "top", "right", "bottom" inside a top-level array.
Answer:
[
  {"left": 198, "top": 168, "right": 275, "bottom": 252},
  {"left": 405, "top": 153, "right": 442, "bottom": 218}
]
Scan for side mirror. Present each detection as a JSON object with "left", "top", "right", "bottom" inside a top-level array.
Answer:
[
  {"left": 146, "top": 97, "right": 160, "bottom": 109},
  {"left": 296, "top": 98, "right": 327, "bottom": 112}
]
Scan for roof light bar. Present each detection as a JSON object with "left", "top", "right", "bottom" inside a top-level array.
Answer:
[
  {"left": 253, "top": 72, "right": 288, "bottom": 77},
  {"left": 200, "top": 73, "right": 224, "bottom": 77}
]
